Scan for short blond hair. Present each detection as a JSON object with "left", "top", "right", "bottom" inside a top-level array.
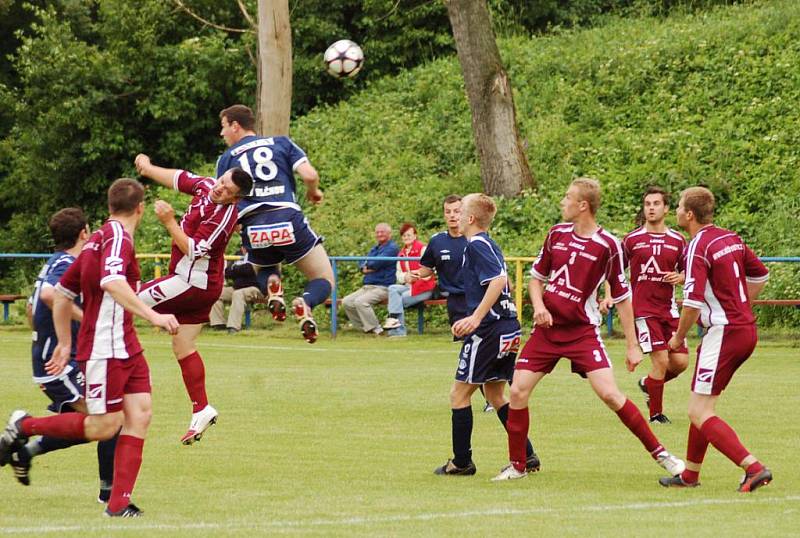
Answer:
[
  {"left": 463, "top": 193, "right": 497, "bottom": 230},
  {"left": 571, "top": 177, "right": 601, "bottom": 215},
  {"left": 680, "top": 186, "right": 715, "bottom": 224}
]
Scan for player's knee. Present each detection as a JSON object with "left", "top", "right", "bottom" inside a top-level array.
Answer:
[
  {"left": 508, "top": 383, "right": 530, "bottom": 406},
  {"left": 670, "top": 355, "right": 689, "bottom": 374},
  {"left": 597, "top": 388, "right": 624, "bottom": 409},
  {"left": 89, "top": 413, "right": 124, "bottom": 441}
]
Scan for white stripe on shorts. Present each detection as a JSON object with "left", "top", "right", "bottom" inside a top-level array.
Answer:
[
  {"left": 138, "top": 274, "right": 192, "bottom": 306},
  {"left": 84, "top": 359, "right": 108, "bottom": 415},
  {"left": 694, "top": 325, "right": 724, "bottom": 395},
  {"left": 635, "top": 318, "right": 653, "bottom": 354},
  {"left": 467, "top": 334, "right": 483, "bottom": 384}
]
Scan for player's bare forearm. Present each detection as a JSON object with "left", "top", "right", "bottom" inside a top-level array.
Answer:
[
  {"left": 134, "top": 154, "right": 178, "bottom": 189},
  {"left": 614, "top": 298, "right": 638, "bottom": 349},
  {"left": 416, "top": 266, "right": 434, "bottom": 279},
  {"left": 52, "top": 291, "right": 74, "bottom": 352},
  {"left": 674, "top": 305, "right": 700, "bottom": 341},
  {"left": 165, "top": 220, "right": 191, "bottom": 256},
  {"left": 528, "top": 278, "right": 545, "bottom": 310},
  {"left": 473, "top": 276, "right": 506, "bottom": 321},
  {"left": 747, "top": 280, "right": 767, "bottom": 300}
]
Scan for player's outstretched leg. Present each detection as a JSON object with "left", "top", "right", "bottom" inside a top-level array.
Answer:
[
  {"left": 588, "top": 370, "right": 685, "bottom": 476},
  {"left": 174, "top": 326, "right": 218, "bottom": 445}
]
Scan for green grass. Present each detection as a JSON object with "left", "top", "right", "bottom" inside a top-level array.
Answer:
[{"left": 0, "top": 325, "right": 798, "bottom": 536}]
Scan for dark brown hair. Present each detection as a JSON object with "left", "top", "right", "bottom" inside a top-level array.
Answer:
[
  {"left": 220, "top": 104, "right": 256, "bottom": 131},
  {"left": 642, "top": 185, "right": 670, "bottom": 207},
  {"left": 49, "top": 207, "right": 87, "bottom": 251}
]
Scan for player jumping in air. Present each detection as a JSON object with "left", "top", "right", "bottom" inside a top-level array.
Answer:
[
  {"left": 216, "top": 104, "right": 334, "bottom": 343},
  {"left": 135, "top": 154, "right": 252, "bottom": 445}
]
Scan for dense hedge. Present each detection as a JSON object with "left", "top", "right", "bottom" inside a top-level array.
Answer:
[{"left": 289, "top": 0, "right": 800, "bottom": 325}]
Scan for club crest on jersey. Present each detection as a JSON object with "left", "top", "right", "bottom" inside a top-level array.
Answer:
[
  {"left": 248, "top": 222, "right": 296, "bottom": 249},
  {"left": 104, "top": 255, "right": 124, "bottom": 274},
  {"left": 87, "top": 383, "right": 104, "bottom": 399}
]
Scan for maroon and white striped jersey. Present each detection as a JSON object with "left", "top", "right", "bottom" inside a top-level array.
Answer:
[
  {"left": 56, "top": 220, "right": 143, "bottom": 361},
  {"left": 622, "top": 227, "right": 686, "bottom": 319},
  {"left": 531, "top": 223, "right": 631, "bottom": 327},
  {"left": 169, "top": 170, "right": 238, "bottom": 292},
  {"left": 683, "top": 225, "right": 769, "bottom": 327}
]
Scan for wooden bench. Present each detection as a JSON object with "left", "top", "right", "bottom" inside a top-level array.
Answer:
[{"left": 0, "top": 294, "right": 26, "bottom": 322}]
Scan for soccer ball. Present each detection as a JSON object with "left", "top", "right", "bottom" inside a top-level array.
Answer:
[{"left": 324, "top": 39, "right": 364, "bottom": 79}]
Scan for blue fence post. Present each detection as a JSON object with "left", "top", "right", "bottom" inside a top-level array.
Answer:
[
  {"left": 331, "top": 259, "right": 338, "bottom": 338},
  {"left": 606, "top": 307, "right": 614, "bottom": 337},
  {"left": 2, "top": 302, "right": 9, "bottom": 322},
  {"left": 244, "top": 308, "right": 251, "bottom": 329},
  {"left": 416, "top": 303, "right": 425, "bottom": 335}
]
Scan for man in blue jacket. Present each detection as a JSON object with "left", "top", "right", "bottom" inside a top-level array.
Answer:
[{"left": 342, "top": 223, "right": 399, "bottom": 335}]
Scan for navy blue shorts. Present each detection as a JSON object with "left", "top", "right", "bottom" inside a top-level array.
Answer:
[
  {"left": 455, "top": 317, "right": 521, "bottom": 384},
  {"left": 40, "top": 367, "right": 85, "bottom": 413},
  {"left": 240, "top": 208, "right": 323, "bottom": 267}
]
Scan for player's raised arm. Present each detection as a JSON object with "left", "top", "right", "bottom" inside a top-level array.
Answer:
[
  {"left": 296, "top": 161, "right": 323, "bottom": 204},
  {"left": 135, "top": 154, "right": 179, "bottom": 189}
]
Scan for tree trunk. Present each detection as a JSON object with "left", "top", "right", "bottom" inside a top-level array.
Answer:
[
  {"left": 444, "top": 0, "right": 534, "bottom": 197},
  {"left": 257, "top": 0, "right": 292, "bottom": 136}
]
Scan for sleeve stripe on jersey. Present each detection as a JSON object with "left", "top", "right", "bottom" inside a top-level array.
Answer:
[
  {"left": 611, "top": 290, "right": 632, "bottom": 304},
  {"left": 172, "top": 170, "right": 183, "bottom": 191},
  {"left": 292, "top": 156, "right": 309, "bottom": 171},
  {"left": 100, "top": 274, "right": 126, "bottom": 286},
  {"left": 471, "top": 236, "right": 507, "bottom": 284},
  {"left": 54, "top": 282, "right": 77, "bottom": 300},
  {"left": 746, "top": 274, "right": 769, "bottom": 283},
  {"left": 683, "top": 298, "right": 704, "bottom": 310},
  {"left": 530, "top": 265, "right": 548, "bottom": 281}
]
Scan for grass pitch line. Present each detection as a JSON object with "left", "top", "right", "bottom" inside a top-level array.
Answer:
[
  {"left": 0, "top": 334, "right": 455, "bottom": 356},
  {"left": 2, "top": 495, "right": 798, "bottom": 533}
]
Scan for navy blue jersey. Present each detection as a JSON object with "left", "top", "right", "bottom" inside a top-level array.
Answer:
[
  {"left": 462, "top": 233, "right": 517, "bottom": 325},
  {"left": 216, "top": 135, "right": 309, "bottom": 217},
  {"left": 30, "top": 251, "right": 80, "bottom": 381},
  {"left": 420, "top": 232, "right": 468, "bottom": 295}
]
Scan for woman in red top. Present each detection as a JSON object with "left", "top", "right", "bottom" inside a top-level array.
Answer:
[{"left": 383, "top": 223, "right": 437, "bottom": 337}]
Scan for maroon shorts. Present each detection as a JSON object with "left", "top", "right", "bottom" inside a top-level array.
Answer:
[
  {"left": 138, "top": 274, "right": 221, "bottom": 324},
  {"left": 635, "top": 316, "right": 688, "bottom": 354},
  {"left": 692, "top": 324, "right": 757, "bottom": 396},
  {"left": 516, "top": 324, "right": 612, "bottom": 377},
  {"left": 80, "top": 353, "right": 151, "bottom": 414}
]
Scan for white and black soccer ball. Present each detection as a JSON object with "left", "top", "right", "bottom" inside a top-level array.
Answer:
[{"left": 323, "top": 39, "right": 364, "bottom": 79}]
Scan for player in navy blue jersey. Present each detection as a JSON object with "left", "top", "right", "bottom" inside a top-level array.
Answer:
[
  {"left": 417, "top": 195, "right": 469, "bottom": 328},
  {"left": 434, "top": 194, "right": 539, "bottom": 476},
  {"left": 5, "top": 208, "right": 117, "bottom": 502},
  {"left": 216, "top": 105, "right": 333, "bottom": 343}
]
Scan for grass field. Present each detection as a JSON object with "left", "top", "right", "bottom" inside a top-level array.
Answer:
[{"left": 0, "top": 325, "right": 798, "bottom": 536}]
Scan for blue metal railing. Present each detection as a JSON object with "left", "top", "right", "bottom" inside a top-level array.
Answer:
[{"left": 3, "top": 253, "right": 800, "bottom": 332}]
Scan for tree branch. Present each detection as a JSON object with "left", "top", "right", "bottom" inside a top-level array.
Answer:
[
  {"left": 237, "top": 0, "right": 256, "bottom": 29},
  {"left": 173, "top": 0, "right": 251, "bottom": 33}
]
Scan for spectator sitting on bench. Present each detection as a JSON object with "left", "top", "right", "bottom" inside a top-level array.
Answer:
[
  {"left": 210, "top": 249, "right": 278, "bottom": 334},
  {"left": 383, "top": 222, "right": 436, "bottom": 337},
  {"left": 342, "top": 223, "right": 399, "bottom": 335}
]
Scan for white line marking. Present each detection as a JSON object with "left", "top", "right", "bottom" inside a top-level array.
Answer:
[{"left": 2, "top": 495, "right": 798, "bottom": 533}]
